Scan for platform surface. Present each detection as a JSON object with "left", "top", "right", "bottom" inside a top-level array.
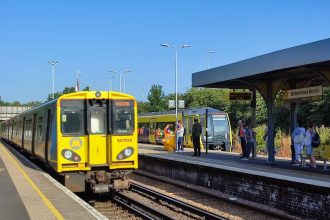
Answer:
[
  {"left": 0, "top": 140, "right": 106, "bottom": 220},
  {"left": 0, "top": 148, "right": 29, "bottom": 219},
  {"left": 138, "top": 144, "right": 330, "bottom": 188}
]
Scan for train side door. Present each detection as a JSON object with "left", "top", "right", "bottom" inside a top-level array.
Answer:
[
  {"left": 183, "top": 116, "right": 189, "bottom": 146},
  {"left": 45, "top": 110, "right": 52, "bottom": 164},
  {"left": 149, "top": 118, "right": 156, "bottom": 143},
  {"left": 88, "top": 104, "right": 107, "bottom": 166},
  {"left": 32, "top": 114, "right": 37, "bottom": 156},
  {"left": 184, "top": 116, "right": 195, "bottom": 148}
]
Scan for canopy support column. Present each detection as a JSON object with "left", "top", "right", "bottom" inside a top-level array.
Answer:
[{"left": 266, "top": 82, "right": 276, "bottom": 164}]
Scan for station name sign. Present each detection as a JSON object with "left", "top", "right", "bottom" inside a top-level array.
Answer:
[
  {"left": 284, "top": 86, "right": 323, "bottom": 102},
  {"left": 229, "top": 91, "right": 252, "bottom": 101}
]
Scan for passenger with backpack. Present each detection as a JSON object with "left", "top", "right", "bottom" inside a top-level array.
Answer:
[
  {"left": 304, "top": 123, "right": 317, "bottom": 168},
  {"left": 292, "top": 122, "right": 305, "bottom": 165},
  {"left": 242, "top": 121, "right": 254, "bottom": 160}
]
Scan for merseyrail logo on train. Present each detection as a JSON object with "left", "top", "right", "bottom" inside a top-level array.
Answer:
[{"left": 70, "top": 137, "right": 83, "bottom": 150}]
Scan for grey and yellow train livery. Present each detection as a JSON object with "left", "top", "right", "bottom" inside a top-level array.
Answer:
[{"left": 0, "top": 91, "right": 138, "bottom": 193}]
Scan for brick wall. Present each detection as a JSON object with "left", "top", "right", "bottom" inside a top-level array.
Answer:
[{"left": 139, "top": 155, "right": 330, "bottom": 219}]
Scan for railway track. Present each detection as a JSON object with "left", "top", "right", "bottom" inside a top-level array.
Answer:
[
  {"left": 129, "top": 171, "right": 295, "bottom": 220},
  {"left": 115, "top": 183, "right": 228, "bottom": 220},
  {"left": 83, "top": 182, "right": 229, "bottom": 220}
]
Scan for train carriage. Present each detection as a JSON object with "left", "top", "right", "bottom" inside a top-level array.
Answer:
[
  {"left": 138, "top": 107, "right": 232, "bottom": 151},
  {"left": 0, "top": 91, "right": 138, "bottom": 193}
]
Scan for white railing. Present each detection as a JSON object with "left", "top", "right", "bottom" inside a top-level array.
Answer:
[{"left": 0, "top": 106, "right": 31, "bottom": 121}]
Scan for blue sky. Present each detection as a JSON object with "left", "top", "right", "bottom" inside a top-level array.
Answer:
[{"left": 1, "top": 0, "right": 330, "bottom": 103}]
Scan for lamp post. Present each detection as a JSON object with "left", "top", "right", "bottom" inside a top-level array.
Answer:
[
  {"left": 109, "top": 69, "right": 131, "bottom": 93},
  {"left": 161, "top": 43, "right": 190, "bottom": 152},
  {"left": 109, "top": 70, "right": 118, "bottom": 91},
  {"left": 76, "top": 71, "right": 82, "bottom": 91},
  {"left": 122, "top": 69, "right": 131, "bottom": 93},
  {"left": 48, "top": 60, "right": 58, "bottom": 99},
  {"left": 207, "top": 50, "right": 215, "bottom": 69},
  {"left": 108, "top": 76, "right": 115, "bottom": 91}
]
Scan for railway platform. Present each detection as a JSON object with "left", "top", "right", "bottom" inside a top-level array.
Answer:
[
  {"left": 0, "top": 140, "right": 107, "bottom": 220},
  {"left": 137, "top": 144, "right": 330, "bottom": 219}
]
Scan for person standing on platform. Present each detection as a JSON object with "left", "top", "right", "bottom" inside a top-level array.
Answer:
[
  {"left": 164, "top": 124, "right": 171, "bottom": 138},
  {"left": 304, "top": 123, "right": 317, "bottom": 168},
  {"left": 192, "top": 118, "right": 202, "bottom": 156},
  {"left": 292, "top": 121, "right": 305, "bottom": 165},
  {"left": 176, "top": 120, "right": 184, "bottom": 152},
  {"left": 243, "top": 121, "right": 254, "bottom": 160},
  {"left": 238, "top": 119, "right": 247, "bottom": 159}
]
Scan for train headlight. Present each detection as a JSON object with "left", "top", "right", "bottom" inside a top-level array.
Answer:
[
  {"left": 64, "top": 150, "right": 72, "bottom": 159},
  {"left": 61, "top": 149, "right": 81, "bottom": 162},
  {"left": 95, "top": 91, "right": 101, "bottom": 98},
  {"left": 124, "top": 148, "right": 132, "bottom": 157},
  {"left": 116, "top": 147, "right": 134, "bottom": 160}
]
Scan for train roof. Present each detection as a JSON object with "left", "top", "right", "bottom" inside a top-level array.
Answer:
[
  {"left": 138, "top": 107, "right": 224, "bottom": 117},
  {"left": 2, "top": 91, "right": 135, "bottom": 122},
  {"left": 58, "top": 90, "right": 135, "bottom": 100}
]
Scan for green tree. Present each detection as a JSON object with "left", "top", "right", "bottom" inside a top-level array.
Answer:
[
  {"left": 82, "top": 86, "right": 90, "bottom": 91},
  {"left": 224, "top": 100, "right": 250, "bottom": 129},
  {"left": 147, "top": 84, "right": 167, "bottom": 112},
  {"left": 62, "top": 87, "right": 76, "bottom": 94},
  {"left": 184, "top": 88, "right": 228, "bottom": 110},
  {"left": 24, "top": 101, "right": 42, "bottom": 107},
  {"left": 298, "top": 87, "right": 330, "bottom": 127},
  {"left": 47, "top": 87, "right": 76, "bottom": 101},
  {"left": 255, "top": 93, "right": 267, "bottom": 124},
  {"left": 137, "top": 101, "right": 151, "bottom": 113}
]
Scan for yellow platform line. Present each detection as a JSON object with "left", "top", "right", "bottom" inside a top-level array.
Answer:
[{"left": 1, "top": 144, "right": 64, "bottom": 220}]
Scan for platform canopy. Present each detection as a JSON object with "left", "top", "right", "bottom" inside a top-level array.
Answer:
[
  {"left": 192, "top": 38, "right": 330, "bottom": 98},
  {"left": 192, "top": 38, "right": 330, "bottom": 164}
]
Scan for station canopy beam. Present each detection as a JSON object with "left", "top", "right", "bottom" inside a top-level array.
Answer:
[{"left": 192, "top": 38, "right": 330, "bottom": 164}]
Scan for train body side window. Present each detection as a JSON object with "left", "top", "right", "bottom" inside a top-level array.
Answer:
[
  {"left": 18, "top": 121, "right": 22, "bottom": 137},
  {"left": 25, "top": 119, "right": 32, "bottom": 138},
  {"left": 13, "top": 122, "right": 17, "bottom": 136},
  {"left": 37, "top": 117, "right": 43, "bottom": 140},
  {"left": 61, "top": 100, "right": 85, "bottom": 136}
]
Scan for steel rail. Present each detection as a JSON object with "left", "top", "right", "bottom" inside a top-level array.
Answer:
[
  {"left": 114, "top": 192, "right": 174, "bottom": 220},
  {"left": 130, "top": 183, "right": 228, "bottom": 220}
]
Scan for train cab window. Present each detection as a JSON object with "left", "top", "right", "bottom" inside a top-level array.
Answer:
[
  {"left": 61, "top": 100, "right": 85, "bottom": 136},
  {"left": 212, "top": 115, "right": 229, "bottom": 133},
  {"left": 111, "top": 100, "right": 134, "bottom": 134}
]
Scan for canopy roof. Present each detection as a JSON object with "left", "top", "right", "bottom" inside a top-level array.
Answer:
[{"left": 192, "top": 38, "right": 330, "bottom": 90}]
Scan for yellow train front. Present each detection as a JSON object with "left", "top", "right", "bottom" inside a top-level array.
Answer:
[{"left": 1, "top": 91, "right": 138, "bottom": 193}]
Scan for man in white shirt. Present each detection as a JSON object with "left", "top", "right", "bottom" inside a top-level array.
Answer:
[{"left": 292, "top": 122, "right": 305, "bottom": 165}]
